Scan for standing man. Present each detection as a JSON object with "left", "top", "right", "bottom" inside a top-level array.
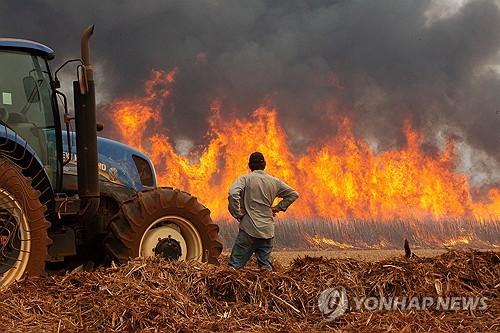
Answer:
[{"left": 228, "top": 152, "right": 299, "bottom": 270}]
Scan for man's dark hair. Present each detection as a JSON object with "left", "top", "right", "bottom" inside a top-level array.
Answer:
[{"left": 248, "top": 151, "right": 266, "bottom": 171}]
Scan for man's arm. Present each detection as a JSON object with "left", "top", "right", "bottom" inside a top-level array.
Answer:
[
  {"left": 274, "top": 179, "right": 299, "bottom": 213},
  {"left": 228, "top": 176, "right": 246, "bottom": 220}
]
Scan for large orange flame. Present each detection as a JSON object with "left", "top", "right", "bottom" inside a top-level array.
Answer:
[{"left": 105, "top": 69, "right": 500, "bottom": 220}]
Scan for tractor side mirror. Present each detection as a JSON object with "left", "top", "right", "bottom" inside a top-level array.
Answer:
[
  {"left": 22, "top": 76, "right": 40, "bottom": 103},
  {"left": 77, "top": 65, "right": 89, "bottom": 95}
]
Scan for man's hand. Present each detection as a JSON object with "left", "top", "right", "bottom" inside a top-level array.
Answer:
[{"left": 271, "top": 206, "right": 280, "bottom": 216}]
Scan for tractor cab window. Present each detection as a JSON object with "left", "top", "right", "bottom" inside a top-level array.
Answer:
[{"left": 0, "top": 50, "right": 58, "bottom": 185}]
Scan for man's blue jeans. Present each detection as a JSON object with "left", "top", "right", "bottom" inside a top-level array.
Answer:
[{"left": 228, "top": 229, "right": 273, "bottom": 270}]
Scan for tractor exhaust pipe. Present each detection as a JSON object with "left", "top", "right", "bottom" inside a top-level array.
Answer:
[
  {"left": 74, "top": 25, "right": 99, "bottom": 219},
  {"left": 81, "top": 25, "right": 94, "bottom": 81}
]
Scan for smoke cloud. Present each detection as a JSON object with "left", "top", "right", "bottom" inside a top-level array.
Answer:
[{"left": 1, "top": 0, "right": 499, "bottom": 183}]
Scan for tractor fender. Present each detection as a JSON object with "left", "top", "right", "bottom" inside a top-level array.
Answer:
[{"left": 0, "top": 124, "right": 55, "bottom": 211}]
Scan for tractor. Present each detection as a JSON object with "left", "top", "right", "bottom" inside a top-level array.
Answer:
[{"left": 0, "top": 26, "right": 222, "bottom": 288}]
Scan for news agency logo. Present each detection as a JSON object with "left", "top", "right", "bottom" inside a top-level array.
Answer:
[
  {"left": 317, "top": 287, "right": 348, "bottom": 320},
  {"left": 318, "top": 286, "right": 488, "bottom": 321}
]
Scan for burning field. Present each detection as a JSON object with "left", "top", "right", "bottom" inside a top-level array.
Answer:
[
  {"left": 217, "top": 217, "right": 500, "bottom": 250},
  {"left": 1, "top": 250, "right": 498, "bottom": 332},
  {"left": 104, "top": 69, "right": 500, "bottom": 249},
  {"left": 108, "top": 69, "right": 500, "bottom": 221}
]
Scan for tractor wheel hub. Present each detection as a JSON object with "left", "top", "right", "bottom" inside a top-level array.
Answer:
[{"left": 154, "top": 236, "right": 182, "bottom": 260}]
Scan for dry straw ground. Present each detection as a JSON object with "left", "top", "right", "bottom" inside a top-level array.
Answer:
[{"left": 0, "top": 250, "right": 498, "bottom": 332}]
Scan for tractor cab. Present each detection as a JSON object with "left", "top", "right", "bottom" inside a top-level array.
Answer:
[
  {"left": 0, "top": 29, "right": 100, "bottom": 219},
  {"left": 0, "top": 40, "right": 60, "bottom": 186}
]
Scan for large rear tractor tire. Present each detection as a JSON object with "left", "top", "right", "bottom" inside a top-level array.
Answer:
[
  {"left": 104, "top": 188, "right": 223, "bottom": 264},
  {"left": 0, "top": 158, "right": 50, "bottom": 289}
]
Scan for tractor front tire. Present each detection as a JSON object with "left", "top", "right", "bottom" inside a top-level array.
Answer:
[
  {"left": 104, "top": 188, "right": 223, "bottom": 264},
  {"left": 0, "top": 158, "right": 50, "bottom": 289}
]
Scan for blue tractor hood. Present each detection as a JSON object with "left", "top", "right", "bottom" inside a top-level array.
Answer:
[{"left": 62, "top": 132, "right": 157, "bottom": 192}]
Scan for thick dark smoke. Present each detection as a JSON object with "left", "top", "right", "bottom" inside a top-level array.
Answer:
[{"left": 1, "top": 0, "right": 499, "bottom": 181}]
